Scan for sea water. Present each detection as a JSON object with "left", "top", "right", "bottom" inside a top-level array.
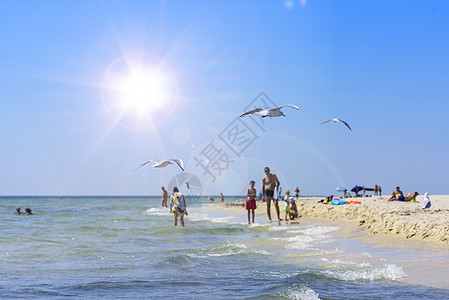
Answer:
[{"left": 1, "top": 196, "right": 449, "bottom": 299}]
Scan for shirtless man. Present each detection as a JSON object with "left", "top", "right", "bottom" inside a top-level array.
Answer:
[
  {"left": 161, "top": 186, "right": 168, "bottom": 207},
  {"left": 388, "top": 186, "right": 404, "bottom": 201},
  {"left": 262, "top": 167, "right": 280, "bottom": 222}
]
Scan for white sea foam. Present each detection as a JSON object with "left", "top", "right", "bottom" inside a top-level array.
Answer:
[
  {"left": 144, "top": 207, "right": 170, "bottom": 216},
  {"left": 321, "top": 257, "right": 371, "bottom": 268},
  {"left": 277, "top": 286, "right": 320, "bottom": 300},
  {"left": 189, "top": 242, "right": 269, "bottom": 258},
  {"left": 321, "top": 264, "right": 406, "bottom": 281},
  {"left": 280, "top": 226, "right": 339, "bottom": 250}
]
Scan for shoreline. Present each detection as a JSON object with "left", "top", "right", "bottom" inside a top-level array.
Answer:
[
  {"left": 193, "top": 196, "right": 449, "bottom": 289},
  {"left": 212, "top": 195, "right": 449, "bottom": 249}
]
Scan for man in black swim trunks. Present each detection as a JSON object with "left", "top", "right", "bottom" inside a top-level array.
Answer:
[{"left": 262, "top": 167, "right": 280, "bottom": 222}]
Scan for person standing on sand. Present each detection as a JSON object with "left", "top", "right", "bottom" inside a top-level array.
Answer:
[
  {"left": 262, "top": 167, "right": 280, "bottom": 222},
  {"left": 170, "top": 187, "right": 188, "bottom": 226},
  {"left": 374, "top": 184, "right": 378, "bottom": 197},
  {"left": 161, "top": 186, "right": 168, "bottom": 208},
  {"left": 246, "top": 180, "right": 257, "bottom": 224},
  {"left": 379, "top": 186, "right": 382, "bottom": 197},
  {"left": 295, "top": 187, "right": 300, "bottom": 199},
  {"left": 221, "top": 193, "right": 224, "bottom": 202}
]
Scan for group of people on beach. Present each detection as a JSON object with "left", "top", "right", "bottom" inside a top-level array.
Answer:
[
  {"left": 245, "top": 166, "right": 300, "bottom": 224},
  {"left": 388, "top": 186, "right": 419, "bottom": 202}
]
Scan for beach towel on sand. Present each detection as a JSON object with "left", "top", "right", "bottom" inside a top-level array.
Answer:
[{"left": 330, "top": 200, "right": 348, "bottom": 205}]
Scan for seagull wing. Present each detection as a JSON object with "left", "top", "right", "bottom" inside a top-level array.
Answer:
[
  {"left": 321, "top": 119, "right": 334, "bottom": 125},
  {"left": 239, "top": 107, "right": 264, "bottom": 117},
  {"left": 154, "top": 160, "right": 172, "bottom": 168},
  {"left": 134, "top": 159, "right": 159, "bottom": 171},
  {"left": 341, "top": 120, "right": 352, "bottom": 131},
  {"left": 170, "top": 158, "right": 185, "bottom": 171},
  {"left": 270, "top": 105, "right": 300, "bottom": 112}
]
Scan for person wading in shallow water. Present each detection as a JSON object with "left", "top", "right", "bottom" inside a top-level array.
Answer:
[
  {"left": 262, "top": 167, "right": 280, "bottom": 222},
  {"left": 170, "top": 187, "right": 188, "bottom": 226},
  {"left": 161, "top": 186, "right": 168, "bottom": 208}
]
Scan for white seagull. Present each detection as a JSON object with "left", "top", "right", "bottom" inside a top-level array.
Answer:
[
  {"left": 240, "top": 105, "right": 299, "bottom": 118},
  {"left": 134, "top": 158, "right": 185, "bottom": 171},
  {"left": 321, "top": 118, "right": 352, "bottom": 131}
]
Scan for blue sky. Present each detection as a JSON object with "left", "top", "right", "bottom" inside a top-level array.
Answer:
[{"left": 1, "top": 0, "right": 448, "bottom": 196}]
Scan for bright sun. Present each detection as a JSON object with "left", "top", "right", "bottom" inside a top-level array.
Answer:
[
  {"left": 116, "top": 67, "right": 170, "bottom": 114},
  {"left": 101, "top": 53, "right": 179, "bottom": 130}
]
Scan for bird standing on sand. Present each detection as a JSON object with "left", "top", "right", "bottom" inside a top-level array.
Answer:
[
  {"left": 321, "top": 118, "right": 352, "bottom": 131},
  {"left": 422, "top": 193, "right": 431, "bottom": 209},
  {"left": 240, "top": 105, "right": 299, "bottom": 118},
  {"left": 135, "top": 158, "right": 185, "bottom": 171}
]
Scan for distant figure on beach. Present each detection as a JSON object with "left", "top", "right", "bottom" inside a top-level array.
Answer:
[
  {"left": 344, "top": 189, "right": 350, "bottom": 198},
  {"left": 170, "top": 187, "right": 188, "bottom": 226},
  {"left": 16, "top": 207, "right": 22, "bottom": 215},
  {"left": 374, "top": 184, "right": 379, "bottom": 197},
  {"left": 262, "top": 167, "right": 281, "bottom": 222},
  {"left": 24, "top": 208, "right": 33, "bottom": 215},
  {"left": 246, "top": 180, "right": 257, "bottom": 224},
  {"left": 295, "top": 187, "right": 300, "bottom": 199},
  {"left": 284, "top": 190, "right": 296, "bottom": 221},
  {"left": 209, "top": 197, "right": 214, "bottom": 202},
  {"left": 283, "top": 190, "right": 291, "bottom": 221},
  {"left": 221, "top": 193, "right": 224, "bottom": 202},
  {"left": 388, "top": 187, "right": 404, "bottom": 201},
  {"left": 422, "top": 193, "right": 431, "bottom": 209},
  {"left": 379, "top": 186, "right": 382, "bottom": 197},
  {"left": 161, "top": 186, "right": 168, "bottom": 208},
  {"left": 362, "top": 186, "right": 366, "bottom": 197}
]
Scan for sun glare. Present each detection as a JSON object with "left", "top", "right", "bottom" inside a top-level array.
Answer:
[
  {"left": 101, "top": 53, "right": 179, "bottom": 130},
  {"left": 117, "top": 67, "right": 170, "bottom": 114}
]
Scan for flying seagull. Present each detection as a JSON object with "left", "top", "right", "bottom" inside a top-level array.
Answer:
[
  {"left": 321, "top": 118, "right": 352, "bottom": 131},
  {"left": 134, "top": 158, "right": 185, "bottom": 171},
  {"left": 240, "top": 105, "right": 299, "bottom": 118}
]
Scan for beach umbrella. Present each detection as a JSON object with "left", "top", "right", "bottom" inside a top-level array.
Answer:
[
  {"left": 335, "top": 187, "right": 346, "bottom": 192},
  {"left": 351, "top": 186, "right": 364, "bottom": 193}
]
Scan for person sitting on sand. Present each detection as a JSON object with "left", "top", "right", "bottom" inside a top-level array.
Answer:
[
  {"left": 246, "top": 180, "right": 257, "bottom": 224},
  {"left": 289, "top": 198, "right": 299, "bottom": 220},
  {"left": 388, "top": 187, "right": 405, "bottom": 201},
  {"left": 323, "top": 195, "right": 333, "bottom": 204},
  {"left": 24, "top": 208, "right": 33, "bottom": 215}
]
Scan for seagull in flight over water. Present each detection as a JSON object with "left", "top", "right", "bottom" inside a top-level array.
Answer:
[
  {"left": 240, "top": 105, "right": 299, "bottom": 118},
  {"left": 321, "top": 118, "right": 352, "bottom": 131},
  {"left": 134, "top": 158, "right": 185, "bottom": 171}
]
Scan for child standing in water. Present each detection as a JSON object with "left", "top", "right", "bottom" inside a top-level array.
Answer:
[
  {"left": 246, "top": 180, "right": 257, "bottom": 224},
  {"left": 283, "top": 190, "right": 292, "bottom": 221}
]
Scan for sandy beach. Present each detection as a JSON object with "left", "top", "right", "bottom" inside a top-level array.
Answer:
[{"left": 199, "top": 195, "right": 449, "bottom": 248}]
